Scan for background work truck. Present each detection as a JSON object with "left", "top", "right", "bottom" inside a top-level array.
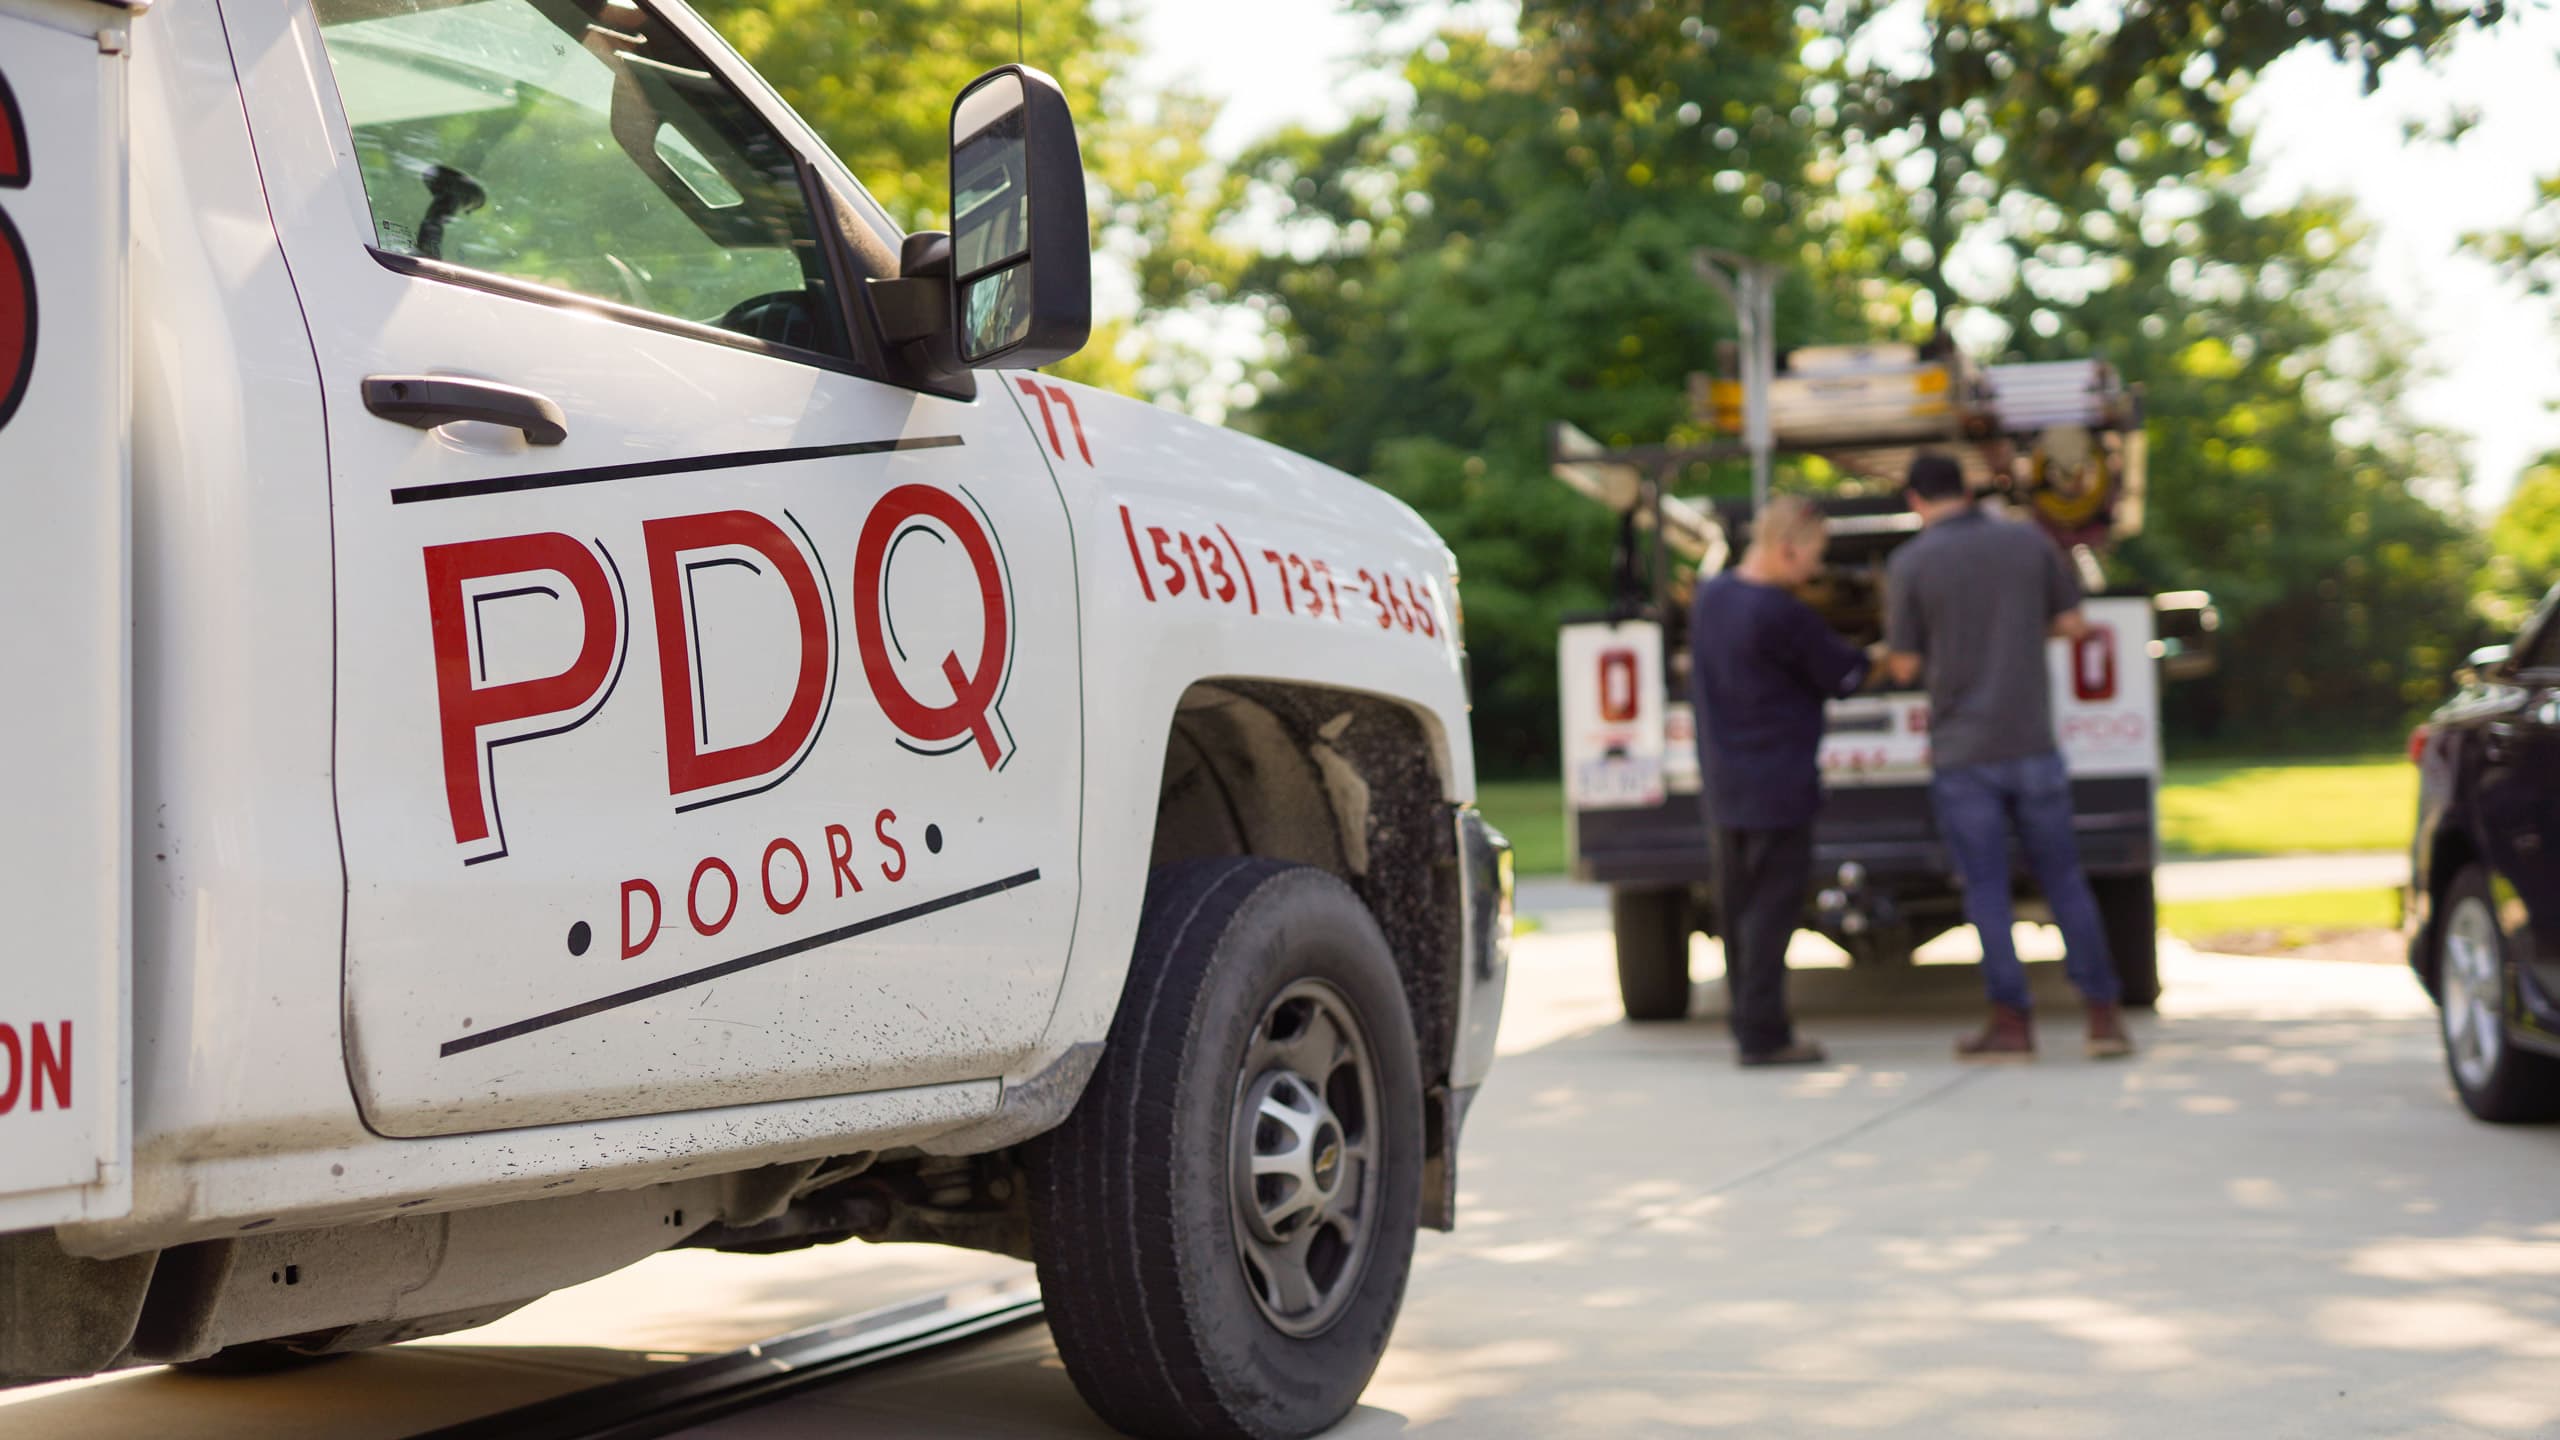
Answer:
[
  {"left": 0, "top": 5, "right": 1507, "bottom": 1437},
  {"left": 1552, "top": 327, "right": 2214, "bottom": 1021}
]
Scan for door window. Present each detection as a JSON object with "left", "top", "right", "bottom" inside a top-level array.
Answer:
[{"left": 310, "top": 0, "right": 848, "bottom": 359}]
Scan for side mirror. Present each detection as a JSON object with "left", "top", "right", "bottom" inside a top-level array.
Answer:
[
  {"left": 948, "top": 65, "right": 1090, "bottom": 369},
  {"left": 2151, "top": 589, "right": 2219, "bottom": 683}
]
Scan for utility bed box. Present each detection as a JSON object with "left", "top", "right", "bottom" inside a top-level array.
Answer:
[
  {"left": 1563, "top": 592, "right": 2163, "bottom": 888},
  {"left": 1562, "top": 582, "right": 2173, "bottom": 1005},
  {"left": 0, "top": 0, "right": 136, "bottom": 1233},
  {"left": 1553, "top": 322, "right": 2203, "bottom": 1020}
]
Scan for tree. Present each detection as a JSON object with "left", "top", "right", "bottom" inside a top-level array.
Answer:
[
  {"left": 1807, "top": 4, "right": 2498, "bottom": 745},
  {"left": 2473, "top": 175, "right": 2560, "bottom": 297},
  {"left": 1240, "top": 4, "right": 2494, "bottom": 766},
  {"left": 1232, "top": 8, "right": 1827, "bottom": 773},
  {"left": 2487, "top": 453, "right": 2560, "bottom": 624},
  {"left": 1817, "top": 0, "right": 2510, "bottom": 324}
]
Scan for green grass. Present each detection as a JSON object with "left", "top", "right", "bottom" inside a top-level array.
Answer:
[
  {"left": 1478, "top": 753, "right": 2415, "bottom": 876},
  {"left": 2156, "top": 756, "right": 2413, "bottom": 857},
  {"left": 2158, "top": 888, "right": 2401, "bottom": 949},
  {"left": 1478, "top": 778, "right": 1573, "bottom": 877}
]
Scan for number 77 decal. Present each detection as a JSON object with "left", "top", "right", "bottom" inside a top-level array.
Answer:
[{"left": 1013, "top": 376, "right": 1094, "bottom": 466}]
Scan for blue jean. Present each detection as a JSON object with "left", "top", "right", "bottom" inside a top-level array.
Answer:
[{"left": 1930, "top": 750, "right": 2118, "bottom": 1010}]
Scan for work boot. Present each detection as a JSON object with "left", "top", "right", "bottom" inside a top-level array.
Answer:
[
  {"left": 1739, "top": 1040, "right": 1828, "bottom": 1068},
  {"left": 1956, "top": 1004, "right": 2035, "bottom": 1061},
  {"left": 2086, "top": 1002, "right": 2135, "bottom": 1061}
]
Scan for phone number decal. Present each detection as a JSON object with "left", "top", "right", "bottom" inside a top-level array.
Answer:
[{"left": 1115, "top": 504, "right": 1443, "bottom": 642}]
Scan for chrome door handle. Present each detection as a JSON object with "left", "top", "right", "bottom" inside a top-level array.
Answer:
[{"left": 363, "top": 374, "right": 568, "bottom": 446}]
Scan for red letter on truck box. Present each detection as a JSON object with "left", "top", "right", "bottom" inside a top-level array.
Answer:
[
  {"left": 29, "top": 1021, "right": 66, "bottom": 1111},
  {"left": 644, "top": 512, "right": 832, "bottom": 807},
  {"left": 424, "top": 533, "right": 622, "bottom": 860}
]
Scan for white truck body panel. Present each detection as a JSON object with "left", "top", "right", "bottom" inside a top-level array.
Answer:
[
  {"left": 1818, "top": 594, "right": 2161, "bottom": 786},
  {"left": 1557, "top": 620, "right": 1666, "bottom": 810},
  {"left": 1022, "top": 378, "right": 1475, "bottom": 1073},
  {"left": 1561, "top": 594, "right": 2162, "bottom": 808},
  {"left": 0, "top": 0, "right": 135, "bottom": 1234},
  {"left": 0, "top": 0, "right": 1497, "bottom": 1269}
]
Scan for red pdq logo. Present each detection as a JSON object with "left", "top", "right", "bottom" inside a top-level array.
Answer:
[
  {"left": 1597, "top": 648, "right": 1639, "bottom": 723},
  {"left": 423, "top": 490, "right": 1015, "bottom": 863},
  {"left": 2072, "top": 627, "right": 2118, "bottom": 703}
]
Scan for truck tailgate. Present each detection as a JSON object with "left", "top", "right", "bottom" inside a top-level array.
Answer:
[{"left": 0, "top": 0, "right": 135, "bottom": 1231}]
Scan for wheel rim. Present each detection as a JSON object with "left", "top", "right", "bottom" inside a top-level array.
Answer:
[
  {"left": 1229, "top": 978, "right": 1381, "bottom": 1339},
  {"left": 2442, "top": 893, "right": 2506, "bottom": 1091}
]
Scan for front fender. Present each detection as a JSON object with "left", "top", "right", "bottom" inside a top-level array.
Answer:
[{"left": 995, "top": 373, "right": 1477, "bottom": 1108}]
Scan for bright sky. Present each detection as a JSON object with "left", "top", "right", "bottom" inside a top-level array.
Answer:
[{"left": 1133, "top": 2, "right": 2560, "bottom": 512}]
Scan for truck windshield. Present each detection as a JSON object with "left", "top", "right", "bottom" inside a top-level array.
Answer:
[{"left": 310, "top": 0, "right": 845, "bottom": 359}]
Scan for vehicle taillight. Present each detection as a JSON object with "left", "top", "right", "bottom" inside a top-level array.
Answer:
[{"left": 2408, "top": 724, "right": 2431, "bottom": 764}]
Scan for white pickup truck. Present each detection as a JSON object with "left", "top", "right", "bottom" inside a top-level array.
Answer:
[
  {"left": 1552, "top": 344, "right": 2214, "bottom": 1021},
  {"left": 0, "top": 4, "right": 1510, "bottom": 1435}
]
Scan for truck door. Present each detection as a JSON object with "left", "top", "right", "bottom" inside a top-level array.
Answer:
[
  {"left": 0, "top": 0, "right": 135, "bottom": 1229},
  {"left": 2477, "top": 619, "right": 2560, "bottom": 999},
  {"left": 222, "top": 0, "right": 1082, "bottom": 1136}
]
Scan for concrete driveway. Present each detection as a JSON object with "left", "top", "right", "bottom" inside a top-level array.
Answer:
[
  {"left": 13, "top": 926, "right": 2559, "bottom": 1439},
  {"left": 1341, "top": 930, "right": 2560, "bottom": 1437}
]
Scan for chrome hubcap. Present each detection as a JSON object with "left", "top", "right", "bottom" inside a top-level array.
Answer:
[
  {"left": 1230, "top": 979, "right": 1379, "bottom": 1338},
  {"left": 2442, "top": 894, "right": 2506, "bottom": 1091}
]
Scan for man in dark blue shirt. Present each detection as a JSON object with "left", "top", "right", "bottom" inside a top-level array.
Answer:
[{"left": 1690, "top": 494, "right": 1871, "bottom": 1066}]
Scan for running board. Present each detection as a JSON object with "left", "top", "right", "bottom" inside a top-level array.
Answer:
[{"left": 408, "top": 1275, "right": 1046, "bottom": 1440}]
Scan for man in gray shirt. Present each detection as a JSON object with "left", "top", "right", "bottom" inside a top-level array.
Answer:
[{"left": 1884, "top": 454, "right": 2132, "bottom": 1061}]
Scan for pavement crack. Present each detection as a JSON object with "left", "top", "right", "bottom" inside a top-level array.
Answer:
[{"left": 1676, "top": 1067, "right": 1988, "bottom": 1210}]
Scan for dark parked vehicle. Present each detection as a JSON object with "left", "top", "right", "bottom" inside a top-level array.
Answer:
[{"left": 2411, "top": 583, "right": 2560, "bottom": 1121}]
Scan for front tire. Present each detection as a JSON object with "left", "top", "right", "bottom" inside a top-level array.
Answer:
[
  {"left": 1611, "top": 886, "right": 1693, "bottom": 1021},
  {"left": 2435, "top": 864, "right": 2560, "bottom": 1123},
  {"left": 2091, "top": 872, "right": 2160, "bottom": 1009},
  {"left": 1027, "top": 859, "right": 1424, "bottom": 1439}
]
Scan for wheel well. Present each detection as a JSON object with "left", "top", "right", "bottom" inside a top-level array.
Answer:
[
  {"left": 1148, "top": 681, "right": 1463, "bottom": 1088},
  {"left": 2419, "top": 827, "right": 2477, "bottom": 991}
]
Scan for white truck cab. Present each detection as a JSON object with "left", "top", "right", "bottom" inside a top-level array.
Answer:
[{"left": 0, "top": 4, "right": 1509, "bottom": 1434}]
